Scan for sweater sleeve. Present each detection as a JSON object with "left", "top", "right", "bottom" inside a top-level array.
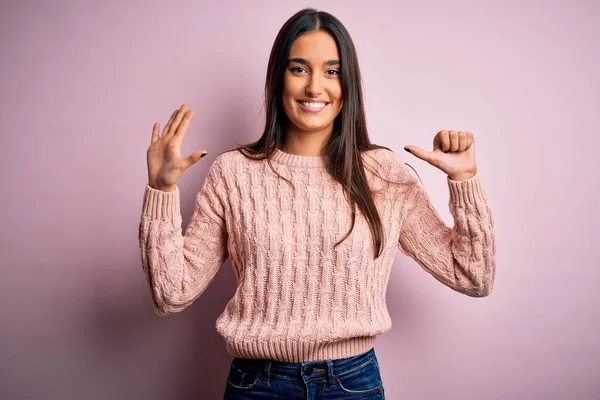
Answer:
[
  {"left": 138, "top": 160, "right": 229, "bottom": 316},
  {"left": 397, "top": 171, "right": 496, "bottom": 297}
]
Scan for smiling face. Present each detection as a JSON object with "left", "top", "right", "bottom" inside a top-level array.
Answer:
[{"left": 281, "top": 30, "right": 343, "bottom": 139}]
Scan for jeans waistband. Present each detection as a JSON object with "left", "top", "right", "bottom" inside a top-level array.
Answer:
[{"left": 231, "top": 346, "right": 377, "bottom": 383}]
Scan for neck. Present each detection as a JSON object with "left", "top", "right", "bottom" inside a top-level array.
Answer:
[{"left": 281, "top": 124, "right": 333, "bottom": 156}]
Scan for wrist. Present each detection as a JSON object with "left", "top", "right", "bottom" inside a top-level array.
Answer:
[
  {"left": 448, "top": 171, "right": 477, "bottom": 181},
  {"left": 149, "top": 183, "right": 177, "bottom": 192}
]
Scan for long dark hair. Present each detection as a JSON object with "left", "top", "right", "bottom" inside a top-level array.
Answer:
[{"left": 227, "top": 8, "right": 419, "bottom": 259}]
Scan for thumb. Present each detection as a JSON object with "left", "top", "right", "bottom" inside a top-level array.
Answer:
[
  {"left": 404, "top": 146, "right": 434, "bottom": 163},
  {"left": 182, "top": 150, "right": 208, "bottom": 170}
]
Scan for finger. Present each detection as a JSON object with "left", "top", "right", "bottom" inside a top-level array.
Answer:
[
  {"left": 449, "top": 130, "right": 459, "bottom": 152},
  {"left": 404, "top": 145, "right": 435, "bottom": 164},
  {"left": 433, "top": 132, "right": 442, "bottom": 151},
  {"left": 151, "top": 122, "right": 160, "bottom": 144},
  {"left": 467, "top": 132, "right": 475, "bottom": 149},
  {"left": 181, "top": 150, "right": 208, "bottom": 170},
  {"left": 165, "top": 103, "right": 188, "bottom": 137},
  {"left": 439, "top": 130, "right": 450, "bottom": 152},
  {"left": 466, "top": 132, "right": 476, "bottom": 152},
  {"left": 162, "top": 109, "right": 178, "bottom": 137},
  {"left": 175, "top": 109, "right": 195, "bottom": 137},
  {"left": 458, "top": 131, "right": 467, "bottom": 152}
]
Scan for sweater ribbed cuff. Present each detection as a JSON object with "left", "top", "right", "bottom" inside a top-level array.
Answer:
[
  {"left": 447, "top": 172, "right": 488, "bottom": 210},
  {"left": 141, "top": 184, "right": 181, "bottom": 220}
]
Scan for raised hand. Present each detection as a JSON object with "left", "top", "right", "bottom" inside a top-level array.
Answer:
[
  {"left": 146, "top": 103, "right": 207, "bottom": 192},
  {"left": 404, "top": 130, "right": 478, "bottom": 181}
]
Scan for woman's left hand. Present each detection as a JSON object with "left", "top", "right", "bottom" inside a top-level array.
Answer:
[{"left": 404, "top": 130, "right": 478, "bottom": 181}]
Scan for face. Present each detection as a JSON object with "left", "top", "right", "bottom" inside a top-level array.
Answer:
[{"left": 282, "top": 30, "right": 343, "bottom": 137}]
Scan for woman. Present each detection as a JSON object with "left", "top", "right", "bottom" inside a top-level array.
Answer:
[{"left": 139, "top": 8, "right": 496, "bottom": 399}]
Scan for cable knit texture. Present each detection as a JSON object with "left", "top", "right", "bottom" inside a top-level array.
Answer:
[{"left": 138, "top": 147, "right": 496, "bottom": 362}]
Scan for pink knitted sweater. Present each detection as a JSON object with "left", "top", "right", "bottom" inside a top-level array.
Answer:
[{"left": 138, "top": 147, "right": 496, "bottom": 362}]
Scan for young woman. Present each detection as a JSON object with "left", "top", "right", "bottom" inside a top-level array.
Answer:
[{"left": 139, "top": 8, "right": 496, "bottom": 399}]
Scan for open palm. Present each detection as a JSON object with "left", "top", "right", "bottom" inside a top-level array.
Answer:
[{"left": 146, "top": 103, "right": 207, "bottom": 191}]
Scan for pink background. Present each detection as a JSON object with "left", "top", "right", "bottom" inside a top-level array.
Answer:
[{"left": 1, "top": 1, "right": 598, "bottom": 399}]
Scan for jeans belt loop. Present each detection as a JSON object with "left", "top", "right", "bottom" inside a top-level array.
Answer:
[
  {"left": 263, "top": 360, "right": 271, "bottom": 385},
  {"left": 327, "top": 360, "right": 335, "bottom": 387}
]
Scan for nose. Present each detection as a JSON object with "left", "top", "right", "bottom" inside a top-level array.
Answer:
[{"left": 306, "top": 72, "right": 323, "bottom": 96}]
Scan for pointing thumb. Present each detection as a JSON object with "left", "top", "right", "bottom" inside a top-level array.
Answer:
[{"left": 404, "top": 146, "right": 433, "bottom": 163}]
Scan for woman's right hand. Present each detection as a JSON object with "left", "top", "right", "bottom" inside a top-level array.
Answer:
[{"left": 146, "top": 103, "right": 207, "bottom": 192}]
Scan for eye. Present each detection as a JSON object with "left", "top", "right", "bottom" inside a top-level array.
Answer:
[
  {"left": 290, "top": 66, "right": 307, "bottom": 74},
  {"left": 327, "top": 70, "right": 340, "bottom": 76}
]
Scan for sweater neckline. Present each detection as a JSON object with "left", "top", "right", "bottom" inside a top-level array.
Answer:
[{"left": 271, "top": 147, "right": 327, "bottom": 168}]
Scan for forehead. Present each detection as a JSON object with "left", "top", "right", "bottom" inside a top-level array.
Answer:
[{"left": 289, "top": 31, "right": 340, "bottom": 61}]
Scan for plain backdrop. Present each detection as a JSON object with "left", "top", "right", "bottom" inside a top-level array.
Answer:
[{"left": 1, "top": 0, "right": 598, "bottom": 399}]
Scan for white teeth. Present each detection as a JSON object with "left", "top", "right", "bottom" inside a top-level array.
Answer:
[{"left": 300, "top": 101, "right": 327, "bottom": 108}]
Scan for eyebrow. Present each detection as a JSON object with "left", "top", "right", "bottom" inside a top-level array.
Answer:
[{"left": 287, "top": 58, "right": 340, "bottom": 66}]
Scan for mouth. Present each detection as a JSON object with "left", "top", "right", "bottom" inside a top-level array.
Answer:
[{"left": 296, "top": 100, "right": 330, "bottom": 113}]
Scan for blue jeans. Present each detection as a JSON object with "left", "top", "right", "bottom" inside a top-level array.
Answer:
[{"left": 223, "top": 347, "right": 385, "bottom": 399}]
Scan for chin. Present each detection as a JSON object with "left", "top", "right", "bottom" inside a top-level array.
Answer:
[{"left": 295, "top": 122, "right": 331, "bottom": 132}]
